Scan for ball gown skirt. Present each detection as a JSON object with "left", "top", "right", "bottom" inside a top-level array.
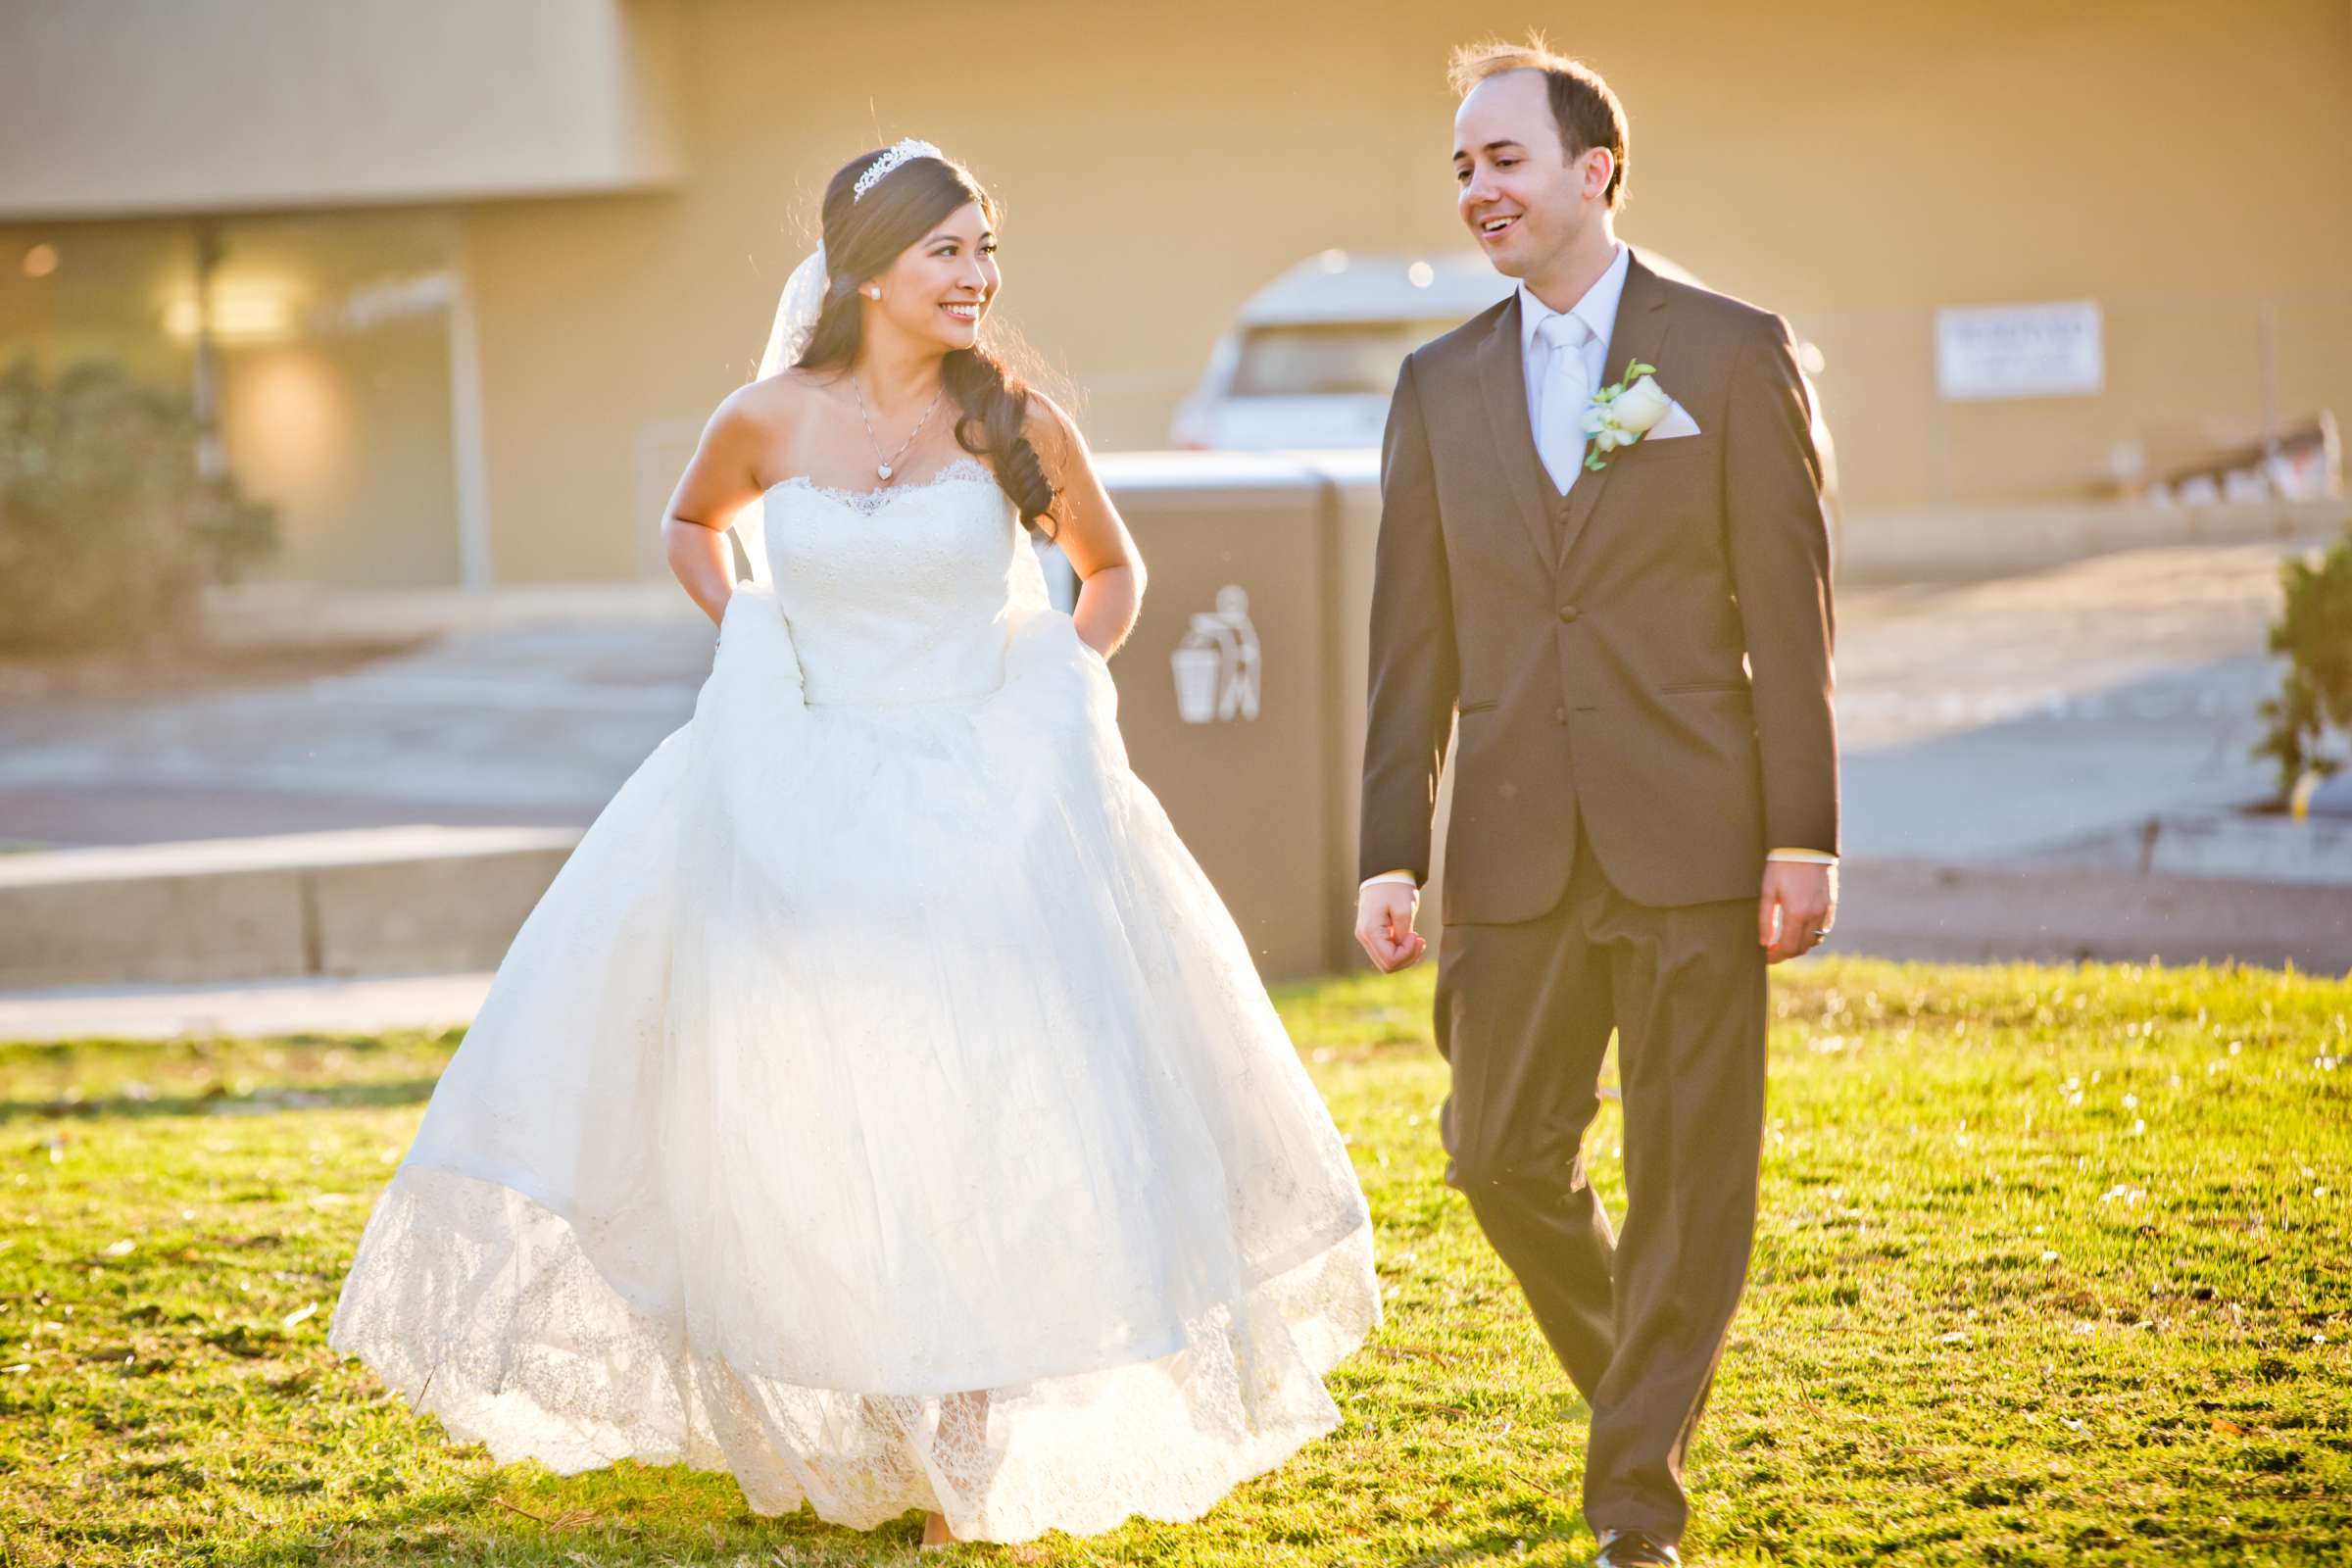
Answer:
[{"left": 324, "top": 461, "right": 1382, "bottom": 1544}]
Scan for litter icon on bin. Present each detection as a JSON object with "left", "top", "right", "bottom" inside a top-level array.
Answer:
[{"left": 1171, "top": 585, "right": 1260, "bottom": 724}]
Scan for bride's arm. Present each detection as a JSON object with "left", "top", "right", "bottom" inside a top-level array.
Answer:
[
  {"left": 662, "top": 384, "right": 778, "bottom": 626},
  {"left": 1026, "top": 393, "right": 1143, "bottom": 659}
]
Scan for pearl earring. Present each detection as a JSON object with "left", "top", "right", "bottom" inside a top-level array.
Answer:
[{"left": 864, "top": 286, "right": 881, "bottom": 300}]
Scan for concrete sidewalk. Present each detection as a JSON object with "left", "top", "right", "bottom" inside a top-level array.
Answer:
[
  {"left": 0, "top": 580, "right": 711, "bottom": 848},
  {"left": 1, "top": 535, "right": 2342, "bottom": 1041},
  {"left": 1832, "top": 539, "right": 2303, "bottom": 859},
  {"left": 0, "top": 539, "right": 2315, "bottom": 854}
]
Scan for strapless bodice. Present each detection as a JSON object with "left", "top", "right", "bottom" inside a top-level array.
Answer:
[{"left": 730, "top": 457, "right": 1049, "bottom": 706}]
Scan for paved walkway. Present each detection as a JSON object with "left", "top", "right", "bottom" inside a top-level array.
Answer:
[
  {"left": 0, "top": 537, "right": 2336, "bottom": 1042},
  {"left": 0, "top": 582, "right": 710, "bottom": 848},
  {"left": 1833, "top": 540, "right": 2299, "bottom": 858},
  {"left": 0, "top": 541, "right": 2311, "bottom": 857}
]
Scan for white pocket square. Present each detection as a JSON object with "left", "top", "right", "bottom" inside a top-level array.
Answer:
[{"left": 1646, "top": 401, "right": 1702, "bottom": 440}]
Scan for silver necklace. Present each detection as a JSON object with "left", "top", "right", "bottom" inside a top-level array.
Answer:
[{"left": 850, "top": 374, "right": 946, "bottom": 483}]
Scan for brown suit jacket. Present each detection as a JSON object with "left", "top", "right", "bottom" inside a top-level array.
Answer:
[{"left": 1359, "top": 249, "right": 1838, "bottom": 918}]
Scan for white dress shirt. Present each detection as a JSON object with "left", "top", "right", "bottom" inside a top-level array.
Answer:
[
  {"left": 1361, "top": 243, "right": 1838, "bottom": 893},
  {"left": 1520, "top": 242, "right": 1632, "bottom": 494}
]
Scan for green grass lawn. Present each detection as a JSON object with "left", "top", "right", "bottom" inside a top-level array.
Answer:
[{"left": 1, "top": 956, "right": 2346, "bottom": 1566}]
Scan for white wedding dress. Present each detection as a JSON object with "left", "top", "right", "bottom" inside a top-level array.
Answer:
[{"left": 325, "top": 455, "right": 1382, "bottom": 1544}]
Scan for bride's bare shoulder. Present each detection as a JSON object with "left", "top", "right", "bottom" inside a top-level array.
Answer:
[
  {"left": 701, "top": 368, "right": 840, "bottom": 479},
  {"left": 1020, "top": 388, "right": 1089, "bottom": 466},
  {"left": 733, "top": 367, "right": 840, "bottom": 428}
]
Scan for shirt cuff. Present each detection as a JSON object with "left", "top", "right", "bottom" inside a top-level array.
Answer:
[
  {"left": 1765, "top": 848, "right": 1839, "bottom": 865},
  {"left": 1360, "top": 870, "right": 1420, "bottom": 890}
]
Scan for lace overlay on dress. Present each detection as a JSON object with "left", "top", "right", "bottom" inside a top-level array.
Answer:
[
  {"left": 330, "top": 1167, "right": 1376, "bottom": 1542},
  {"left": 769, "top": 454, "right": 999, "bottom": 516}
]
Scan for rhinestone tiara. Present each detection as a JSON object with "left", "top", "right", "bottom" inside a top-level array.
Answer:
[{"left": 853, "top": 138, "right": 944, "bottom": 202}]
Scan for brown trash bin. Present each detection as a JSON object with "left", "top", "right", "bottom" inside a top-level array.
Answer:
[{"left": 1089, "top": 454, "right": 1351, "bottom": 981}]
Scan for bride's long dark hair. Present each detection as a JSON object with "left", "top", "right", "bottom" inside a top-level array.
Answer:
[{"left": 795, "top": 148, "right": 1062, "bottom": 536}]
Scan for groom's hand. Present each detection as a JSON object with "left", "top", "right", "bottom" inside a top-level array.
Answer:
[
  {"left": 1759, "top": 861, "right": 1838, "bottom": 963},
  {"left": 1355, "top": 884, "right": 1427, "bottom": 972}
]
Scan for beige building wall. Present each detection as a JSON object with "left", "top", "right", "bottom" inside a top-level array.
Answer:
[
  {"left": 0, "top": 0, "right": 687, "bottom": 218},
  {"left": 0, "top": 0, "right": 690, "bottom": 591},
  {"left": 461, "top": 0, "right": 2350, "bottom": 584},
  {"left": 4, "top": 1, "right": 2344, "bottom": 587}
]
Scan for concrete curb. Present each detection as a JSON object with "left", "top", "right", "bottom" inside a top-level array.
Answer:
[
  {"left": 3, "top": 823, "right": 2348, "bottom": 1009},
  {"left": 0, "top": 827, "right": 578, "bottom": 989},
  {"left": 1830, "top": 857, "right": 2352, "bottom": 975},
  {"left": 2036, "top": 810, "right": 2352, "bottom": 888}
]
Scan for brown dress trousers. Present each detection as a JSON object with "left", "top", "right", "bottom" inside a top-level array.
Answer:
[{"left": 1434, "top": 800, "right": 1766, "bottom": 1542}]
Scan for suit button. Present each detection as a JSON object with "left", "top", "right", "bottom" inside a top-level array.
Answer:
[
  {"left": 1553, "top": 705, "right": 1567, "bottom": 723},
  {"left": 1556, "top": 605, "right": 1580, "bottom": 622}
]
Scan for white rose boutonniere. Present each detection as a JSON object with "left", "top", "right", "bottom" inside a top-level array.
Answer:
[{"left": 1580, "top": 359, "right": 1673, "bottom": 470}]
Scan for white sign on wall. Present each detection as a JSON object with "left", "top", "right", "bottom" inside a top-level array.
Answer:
[{"left": 1935, "top": 301, "right": 2104, "bottom": 401}]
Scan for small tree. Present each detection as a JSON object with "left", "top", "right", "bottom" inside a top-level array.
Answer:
[
  {"left": 0, "top": 354, "right": 278, "bottom": 654},
  {"left": 2254, "top": 527, "right": 2352, "bottom": 798}
]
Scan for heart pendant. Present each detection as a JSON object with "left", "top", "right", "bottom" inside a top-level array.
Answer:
[{"left": 876, "top": 462, "right": 893, "bottom": 481}]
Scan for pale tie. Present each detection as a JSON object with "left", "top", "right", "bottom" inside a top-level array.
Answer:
[{"left": 1535, "top": 311, "right": 1592, "bottom": 496}]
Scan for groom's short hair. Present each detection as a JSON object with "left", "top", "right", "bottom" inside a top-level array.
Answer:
[{"left": 1447, "top": 34, "right": 1629, "bottom": 212}]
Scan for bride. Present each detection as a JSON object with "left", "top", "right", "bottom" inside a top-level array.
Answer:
[{"left": 325, "top": 139, "right": 1382, "bottom": 1549}]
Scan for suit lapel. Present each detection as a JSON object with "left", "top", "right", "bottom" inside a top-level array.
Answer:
[
  {"left": 1472, "top": 293, "right": 1559, "bottom": 571},
  {"left": 1553, "top": 252, "right": 1676, "bottom": 571}
]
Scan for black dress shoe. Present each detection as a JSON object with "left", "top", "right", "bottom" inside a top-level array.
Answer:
[{"left": 1594, "top": 1528, "right": 1681, "bottom": 1567}]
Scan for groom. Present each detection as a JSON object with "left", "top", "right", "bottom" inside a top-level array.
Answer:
[{"left": 1354, "top": 37, "right": 1839, "bottom": 1568}]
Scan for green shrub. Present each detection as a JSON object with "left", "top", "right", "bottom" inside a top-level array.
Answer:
[
  {"left": 0, "top": 354, "right": 279, "bottom": 654},
  {"left": 2254, "top": 525, "right": 2352, "bottom": 796}
]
